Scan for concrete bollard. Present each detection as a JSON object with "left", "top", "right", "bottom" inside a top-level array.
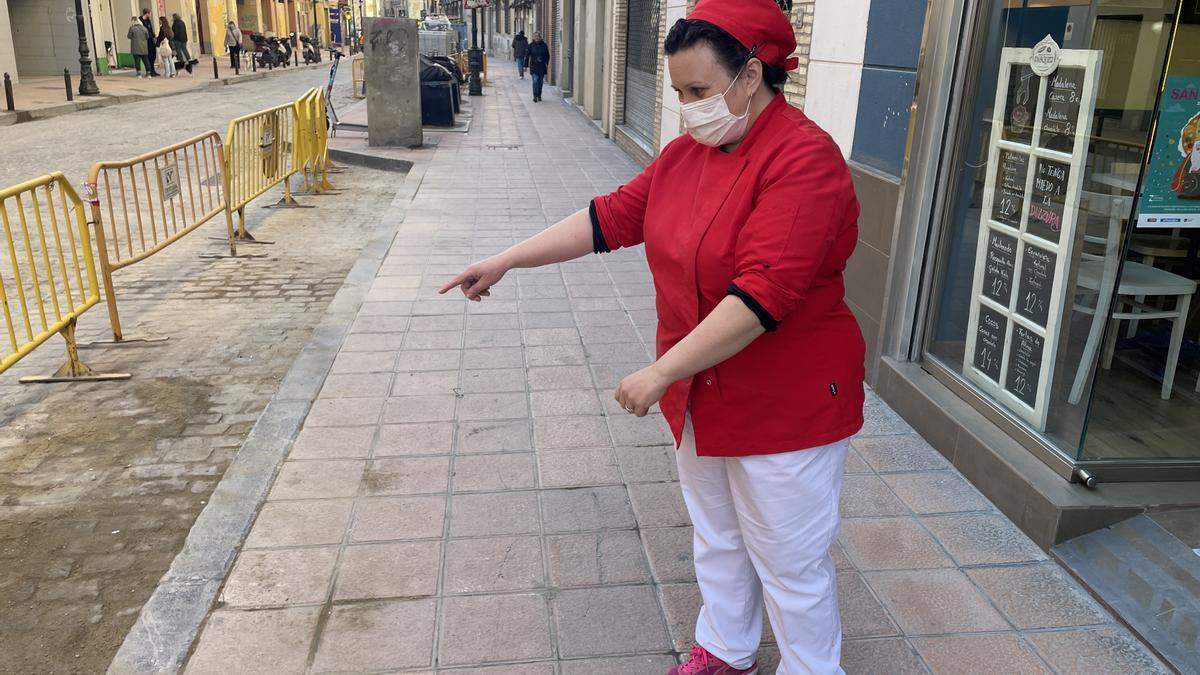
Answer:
[
  {"left": 3, "top": 73, "right": 14, "bottom": 112},
  {"left": 63, "top": 69, "right": 73, "bottom": 102},
  {"left": 213, "top": 56, "right": 219, "bottom": 79}
]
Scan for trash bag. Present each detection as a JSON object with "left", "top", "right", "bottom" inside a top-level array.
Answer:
[
  {"left": 428, "top": 55, "right": 463, "bottom": 83},
  {"left": 420, "top": 54, "right": 454, "bottom": 82}
]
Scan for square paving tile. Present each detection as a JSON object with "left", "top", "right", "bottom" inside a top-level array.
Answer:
[
  {"left": 245, "top": 499, "right": 354, "bottom": 549},
  {"left": 449, "top": 491, "right": 541, "bottom": 537},
  {"left": 333, "top": 541, "right": 441, "bottom": 601},
  {"left": 457, "top": 392, "right": 530, "bottom": 421},
  {"left": 463, "top": 346, "right": 526, "bottom": 370},
  {"left": 883, "top": 472, "right": 993, "bottom": 515},
  {"left": 383, "top": 394, "right": 458, "bottom": 424},
  {"left": 363, "top": 457, "right": 450, "bottom": 496},
  {"left": 409, "top": 314, "right": 465, "bottom": 332},
  {"left": 839, "top": 475, "right": 909, "bottom": 518},
  {"left": 220, "top": 547, "right": 338, "bottom": 607},
  {"left": 319, "top": 372, "right": 393, "bottom": 399},
  {"left": 538, "top": 448, "right": 622, "bottom": 487},
  {"left": 311, "top": 599, "right": 436, "bottom": 672},
  {"left": 331, "top": 351, "right": 397, "bottom": 374},
  {"left": 351, "top": 496, "right": 446, "bottom": 542},
  {"left": 460, "top": 368, "right": 528, "bottom": 393},
  {"left": 306, "top": 398, "right": 384, "bottom": 427},
  {"left": 464, "top": 328, "right": 523, "bottom": 348},
  {"left": 443, "top": 536, "right": 545, "bottom": 593},
  {"left": 864, "top": 569, "right": 1009, "bottom": 635},
  {"left": 614, "top": 445, "right": 679, "bottom": 483},
  {"left": 628, "top": 482, "right": 691, "bottom": 528},
  {"left": 559, "top": 655, "right": 680, "bottom": 675},
  {"left": 403, "top": 330, "right": 464, "bottom": 350},
  {"left": 533, "top": 416, "right": 612, "bottom": 449},
  {"left": 439, "top": 593, "right": 553, "bottom": 665},
  {"left": 374, "top": 422, "right": 455, "bottom": 457},
  {"left": 607, "top": 414, "right": 675, "bottom": 447},
  {"left": 457, "top": 420, "right": 532, "bottom": 453},
  {"left": 530, "top": 389, "right": 604, "bottom": 417},
  {"left": 546, "top": 531, "right": 651, "bottom": 587},
  {"left": 341, "top": 333, "right": 406, "bottom": 352},
  {"left": 921, "top": 514, "right": 1047, "bottom": 566},
  {"left": 851, "top": 435, "right": 951, "bottom": 473},
  {"left": 528, "top": 366, "right": 595, "bottom": 391},
  {"left": 641, "top": 527, "right": 695, "bottom": 583},
  {"left": 912, "top": 634, "right": 1050, "bottom": 675},
  {"left": 268, "top": 460, "right": 365, "bottom": 501},
  {"left": 395, "top": 348, "right": 463, "bottom": 372},
  {"left": 966, "top": 563, "right": 1110, "bottom": 629},
  {"left": 553, "top": 586, "right": 671, "bottom": 657},
  {"left": 523, "top": 327, "right": 582, "bottom": 346},
  {"left": 452, "top": 452, "right": 536, "bottom": 492},
  {"left": 1025, "top": 627, "right": 1170, "bottom": 675},
  {"left": 290, "top": 426, "right": 375, "bottom": 460},
  {"left": 841, "top": 638, "right": 928, "bottom": 675},
  {"left": 185, "top": 607, "right": 320, "bottom": 675},
  {"left": 390, "top": 370, "right": 460, "bottom": 397},
  {"left": 839, "top": 571, "right": 901, "bottom": 639},
  {"left": 541, "top": 486, "right": 636, "bottom": 533},
  {"left": 658, "top": 582, "right": 701, "bottom": 651},
  {"left": 838, "top": 518, "right": 954, "bottom": 571},
  {"left": 526, "top": 344, "right": 587, "bottom": 366}
]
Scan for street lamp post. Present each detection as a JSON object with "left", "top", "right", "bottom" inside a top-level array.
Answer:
[
  {"left": 467, "top": 3, "right": 482, "bottom": 96},
  {"left": 312, "top": 0, "right": 322, "bottom": 61},
  {"left": 73, "top": 0, "right": 99, "bottom": 95}
]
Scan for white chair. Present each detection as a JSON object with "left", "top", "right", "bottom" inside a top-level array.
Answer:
[{"left": 1069, "top": 191, "right": 1198, "bottom": 403}]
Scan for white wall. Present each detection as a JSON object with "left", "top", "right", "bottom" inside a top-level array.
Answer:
[
  {"left": 10, "top": 0, "right": 98, "bottom": 77},
  {"left": 0, "top": 0, "right": 18, "bottom": 82},
  {"left": 805, "top": 0, "right": 869, "bottom": 158},
  {"left": 656, "top": 0, "right": 686, "bottom": 151}
]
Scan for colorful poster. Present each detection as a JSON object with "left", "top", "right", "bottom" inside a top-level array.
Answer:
[{"left": 1139, "top": 76, "right": 1200, "bottom": 228}]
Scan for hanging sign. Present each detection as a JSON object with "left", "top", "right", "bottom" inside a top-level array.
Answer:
[
  {"left": 1138, "top": 76, "right": 1200, "bottom": 228},
  {"left": 962, "top": 45, "right": 1102, "bottom": 432},
  {"left": 159, "top": 161, "right": 180, "bottom": 201}
]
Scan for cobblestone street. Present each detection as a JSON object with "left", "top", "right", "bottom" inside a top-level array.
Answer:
[
  {"left": 0, "top": 61, "right": 396, "bottom": 673},
  {"left": 161, "top": 74, "right": 1169, "bottom": 674}
]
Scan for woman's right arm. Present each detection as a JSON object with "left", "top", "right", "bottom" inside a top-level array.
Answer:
[{"left": 439, "top": 207, "right": 593, "bottom": 301}]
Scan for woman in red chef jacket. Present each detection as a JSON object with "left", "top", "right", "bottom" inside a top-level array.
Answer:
[{"left": 442, "top": 0, "right": 864, "bottom": 671}]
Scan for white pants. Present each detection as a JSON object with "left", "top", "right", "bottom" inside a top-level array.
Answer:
[
  {"left": 159, "top": 51, "right": 176, "bottom": 77},
  {"left": 676, "top": 414, "right": 848, "bottom": 675}
]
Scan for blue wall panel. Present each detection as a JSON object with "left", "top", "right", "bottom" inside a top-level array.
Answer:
[
  {"left": 850, "top": 67, "right": 916, "bottom": 177},
  {"left": 863, "top": 0, "right": 925, "bottom": 70}
]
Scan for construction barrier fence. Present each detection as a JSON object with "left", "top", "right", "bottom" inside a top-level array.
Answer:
[
  {"left": 351, "top": 56, "right": 365, "bottom": 98},
  {"left": 224, "top": 101, "right": 300, "bottom": 235},
  {"left": 295, "top": 87, "right": 334, "bottom": 194},
  {"left": 86, "top": 131, "right": 235, "bottom": 342},
  {"left": 0, "top": 173, "right": 128, "bottom": 382}
]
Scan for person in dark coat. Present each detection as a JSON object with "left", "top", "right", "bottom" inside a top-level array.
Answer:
[
  {"left": 512, "top": 30, "right": 529, "bottom": 79},
  {"left": 527, "top": 32, "right": 550, "bottom": 102},
  {"left": 127, "top": 16, "right": 152, "bottom": 77},
  {"left": 140, "top": 8, "right": 159, "bottom": 76},
  {"left": 171, "top": 13, "right": 195, "bottom": 73}
]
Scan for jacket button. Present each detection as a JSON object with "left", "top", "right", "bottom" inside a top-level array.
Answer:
[{"left": 705, "top": 379, "right": 712, "bottom": 386}]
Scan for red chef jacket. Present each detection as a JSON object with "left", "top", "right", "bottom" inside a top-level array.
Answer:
[{"left": 592, "top": 94, "right": 865, "bottom": 457}]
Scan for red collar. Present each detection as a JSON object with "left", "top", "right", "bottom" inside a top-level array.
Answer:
[{"left": 730, "top": 93, "right": 786, "bottom": 157}]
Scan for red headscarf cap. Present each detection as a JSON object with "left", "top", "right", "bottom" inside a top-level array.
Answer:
[{"left": 686, "top": 0, "right": 800, "bottom": 72}]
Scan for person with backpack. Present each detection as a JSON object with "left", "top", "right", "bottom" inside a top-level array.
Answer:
[{"left": 512, "top": 30, "right": 528, "bottom": 79}]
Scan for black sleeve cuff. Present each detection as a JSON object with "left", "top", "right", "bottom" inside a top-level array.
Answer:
[
  {"left": 590, "top": 200, "right": 611, "bottom": 254},
  {"left": 728, "top": 284, "right": 779, "bottom": 332}
]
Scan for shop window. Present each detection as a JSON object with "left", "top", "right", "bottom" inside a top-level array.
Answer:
[{"left": 923, "top": 0, "right": 1200, "bottom": 465}]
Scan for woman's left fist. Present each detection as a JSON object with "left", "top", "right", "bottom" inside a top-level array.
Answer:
[{"left": 614, "top": 365, "right": 671, "bottom": 417}]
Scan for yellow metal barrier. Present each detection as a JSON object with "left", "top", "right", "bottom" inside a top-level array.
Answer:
[
  {"left": 294, "top": 87, "right": 334, "bottom": 194},
  {"left": 351, "top": 56, "right": 365, "bottom": 98},
  {"left": 0, "top": 173, "right": 128, "bottom": 382},
  {"left": 224, "top": 102, "right": 302, "bottom": 236},
  {"left": 86, "top": 132, "right": 236, "bottom": 342}
]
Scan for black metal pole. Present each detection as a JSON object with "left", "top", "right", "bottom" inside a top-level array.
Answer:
[
  {"left": 63, "top": 69, "right": 74, "bottom": 101},
  {"left": 213, "top": 55, "right": 219, "bottom": 79},
  {"left": 3, "top": 73, "right": 13, "bottom": 112},
  {"left": 74, "top": 0, "right": 99, "bottom": 95},
  {"left": 468, "top": 7, "right": 481, "bottom": 96}
]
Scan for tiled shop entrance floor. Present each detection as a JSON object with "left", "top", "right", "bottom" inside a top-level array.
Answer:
[{"left": 181, "top": 75, "right": 1167, "bottom": 674}]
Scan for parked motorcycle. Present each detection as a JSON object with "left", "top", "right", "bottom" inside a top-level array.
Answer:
[
  {"left": 250, "top": 33, "right": 277, "bottom": 68},
  {"left": 268, "top": 36, "right": 292, "bottom": 67},
  {"left": 300, "top": 35, "right": 319, "bottom": 64}
]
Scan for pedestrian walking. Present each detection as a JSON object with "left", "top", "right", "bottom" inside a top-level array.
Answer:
[
  {"left": 140, "top": 8, "right": 159, "bottom": 76},
  {"left": 441, "top": 0, "right": 863, "bottom": 673},
  {"left": 225, "top": 21, "right": 242, "bottom": 70},
  {"left": 171, "top": 13, "right": 196, "bottom": 74},
  {"left": 156, "top": 17, "right": 177, "bottom": 77},
  {"left": 512, "top": 30, "right": 528, "bottom": 79},
  {"left": 527, "top": 31, "right": 549, "bottom": 101},
  {"left": 127, "top": 16, "right": 152, "bottom": 78}
]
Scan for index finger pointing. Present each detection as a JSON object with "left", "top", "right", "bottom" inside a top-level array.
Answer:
[{"left": 439, "top": 272, "right": 469, "bottom": 295}]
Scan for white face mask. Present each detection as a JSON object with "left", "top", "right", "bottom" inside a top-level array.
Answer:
[{"left": 680, "top": 69, "right": 752, "bottom": 147}]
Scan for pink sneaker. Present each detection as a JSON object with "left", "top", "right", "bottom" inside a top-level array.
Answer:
[{"left": 669, "top": 645, "right": 758, "bottom": 675}]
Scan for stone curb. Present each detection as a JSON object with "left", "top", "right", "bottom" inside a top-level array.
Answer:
[
  {"left": 0, "top": 62, "right": 327, "bottom": 128},
  {"left": 328, "top": 147, "right": 415, "bottom": 173},
  {"left": 106, "top": 161, "right": 426, "bottom": 675}
]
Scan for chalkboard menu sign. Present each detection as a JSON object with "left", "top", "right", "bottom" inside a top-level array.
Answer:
[
  {"left": 973, "top": 306, "right": 1007, "bottom": 384},
  {"left": 1016, "top": 244, "right": 1055, "bottom": 327},
  {"left": 1039, "top": 67, "right": 1084, "bottom": 153},
  {"left": 963, "top": 43, "right": 1101, "bottom": 432},
  {"left": 1028, "top": 159, "right": 1069, "bottom": 244},
  {"left": 983, "top": 229, "right": 1017, "bottom": 306},
  {"left": 1005, "top": 325, "right": 1044, "bottom": 408},
  {"left": 1002, "top": 64, "right": 1041, "bottom": 146},
  {"left": 992, "top": 150, "right": 1029, "bottom": 229}
]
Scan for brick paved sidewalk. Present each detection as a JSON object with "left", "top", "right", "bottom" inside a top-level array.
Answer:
[{"left": 180, "top": 76, "right": 1168, "bottom": 674}]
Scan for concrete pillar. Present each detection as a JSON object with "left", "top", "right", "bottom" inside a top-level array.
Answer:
[
  {"left": 0, "top": 0, "right": 19, "bottom": 82},
  {"left": 364, "top": 17, "right": 422, "bottom": 147}
]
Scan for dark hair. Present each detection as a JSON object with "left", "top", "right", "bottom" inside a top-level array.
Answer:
[{"left": 664, "top": 19, "right": 788, "bottom": 91}]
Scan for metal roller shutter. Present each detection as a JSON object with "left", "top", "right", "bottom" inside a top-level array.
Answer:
[{"left": 623, "top": 0, "right": 660, "bottom": 148}]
